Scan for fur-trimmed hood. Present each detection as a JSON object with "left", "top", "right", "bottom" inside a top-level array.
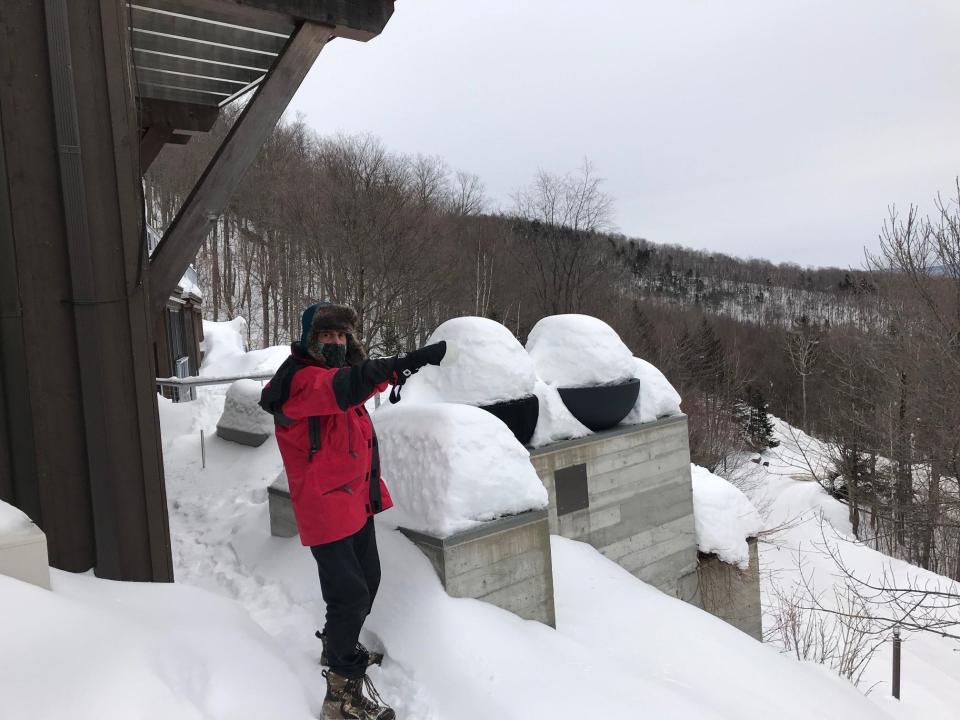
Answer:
[{"left": 299, "top": 302, "right": 366, "bottom": 365}]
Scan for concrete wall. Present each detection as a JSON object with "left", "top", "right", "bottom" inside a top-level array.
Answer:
[
  {"left": 267, "top": 472, "right": 297, "bottom": 538},
  {"left": 697, "top": 538, "right": 762, "bottom": 640},
  {"left": 529, "top": 415, "right": 700, "bottom": 602},
  {"left": 265, "top": 415, "right": 769, "bottom": 636},
  {"left": 400, "top": 510, "right": 555, "bottom": 627}
]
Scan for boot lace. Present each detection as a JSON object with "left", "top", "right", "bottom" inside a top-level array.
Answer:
[{"left": 347, "top": 674, "right": 388, "bottom": 714}]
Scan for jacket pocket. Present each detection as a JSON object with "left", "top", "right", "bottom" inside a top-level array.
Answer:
[{"left": 323, "top": 483, "right": 354, "bottom": 496}]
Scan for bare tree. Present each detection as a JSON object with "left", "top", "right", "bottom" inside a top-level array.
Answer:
[
  {"left": 786, "top": 315, "right": 821, "bottom": 430},
  {"left": 510, "top": 160, "right": 618, "bottom": 315}
]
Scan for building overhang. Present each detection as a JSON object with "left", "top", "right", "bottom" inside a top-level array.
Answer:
[{"left": 133, "top": 0, "right": 394, "bottom": 163}]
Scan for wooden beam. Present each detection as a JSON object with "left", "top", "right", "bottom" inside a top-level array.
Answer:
[
  {"left": 138, "top": 0, "right": 296, "bottom": 37},
  {"left": 137, "top": 66, "right": 246, "bottom": 96},
  {"left": 136, "top": 97, "right": 219, "bottom": 132},
  {"left": 139, "top": 83, "right": 228, "bottom": 106},
  {"left": 132, "top": 29, "right": 276, "bottom": 72},
  {"left": 140, "top": 127, "right": 173, "bottom": 170},
  {"left": 149, "top": 22, "right": 332, "bottom": 313},
  {"left": 0, "top": 0, "right": 98, "bottom": 571},
  {"left": 95, "top": 0, "right": 174, "bottom": 581},
  {"left": 0, "top": 105, "right": 42, "bottom": 526},
  {"left": 136, "top": 0, "right": 393, "bottom": 42},
  {"left": 131, "top": 4, "right": 289, "bottom": 55},
  {"left": 2, "top": 0, "right": 176, "bottom": 579},
  {"left": 232, "top": 0, "right": 393, "bottom": 41},
  {"left": 134, "top": 48, "right": 263, "bottom": 85}
]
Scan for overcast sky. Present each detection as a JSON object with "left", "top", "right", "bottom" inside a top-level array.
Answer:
[{"left": 287, "top": 0, "right": 960, "bottom": 269}]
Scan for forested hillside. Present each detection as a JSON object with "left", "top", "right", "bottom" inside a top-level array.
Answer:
[{"left": 147, "top": 116, "right": 960, "bottom": 585}]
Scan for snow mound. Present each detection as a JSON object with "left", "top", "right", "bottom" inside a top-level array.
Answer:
[
  {"left": 201, "top": 317, "right": 247, "bottom": 367},
  {"left": 218, "top": 380, "right": 274, "bottom": 435},
  {"left": 200, "top": 318, "right": 289, "bottom": 378},
  {"left": 526, "top": 314, "right": 635, "bottom": 387},
  {"left": 400, "top": 316, "right": 537, "bottom": 406},
  {"left": 691, "top": 464, "right": 763, "bottom": 568},
  {"left": 621, "top": 357, "right": 682, "bottom": 425},
  {"left": 0, "top": 499, "right": 34, "bottom": 538},
  {"left": 529, "top": 380, "right": 591, "bottom": 447},
  {"left": 0, "top": 571, "right": 313, "bottom": 720},
  {"left": 373, "top": 403, "right": 548, "bottom": 535}
]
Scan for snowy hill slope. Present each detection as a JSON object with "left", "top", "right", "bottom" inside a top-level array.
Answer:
[{"left": 725, "top": 418, "right": 960, "bottom": 719}]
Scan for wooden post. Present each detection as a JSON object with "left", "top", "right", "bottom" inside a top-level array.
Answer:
[
  {"left": 148, "top": 22, "right": 332, "bottom": 315},
  {"left": 892, "top": 627, "right": 902, "bottom": 699},
  {"left": 140, "top": 127, "right": 174, "bottom": 172},
  {"left": 0, "top": 0, "right": 172, "bottom": 579}
]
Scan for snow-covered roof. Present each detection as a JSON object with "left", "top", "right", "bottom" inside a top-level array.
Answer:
[{"left": 176, "top": 265, "right": 203, "bottom": 302}]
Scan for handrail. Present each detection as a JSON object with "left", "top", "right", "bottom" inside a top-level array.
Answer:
[{"left": 155, "top": 372, "right": 274, "bottom": 389}]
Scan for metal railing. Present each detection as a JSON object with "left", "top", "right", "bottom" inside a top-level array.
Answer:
[{"left": 155, "top": 371, "right": 274, "bottom": 392}]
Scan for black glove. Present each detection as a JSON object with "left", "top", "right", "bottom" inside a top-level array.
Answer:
[{"left": 394, "top": 341, "right": 447, "bottom": 379}]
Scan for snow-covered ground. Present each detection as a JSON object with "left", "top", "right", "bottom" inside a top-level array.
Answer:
[
  {"left": 3, "top": 319, "right": 957, "bottom": 718},
  {"left": 724, "top": 418, "right": 960, "bottom": 719}
]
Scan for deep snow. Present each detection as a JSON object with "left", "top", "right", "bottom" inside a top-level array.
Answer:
[
  {"left": 3, "top": 319, "right": 957, "bottom": 719},
  {"left": 528, "top": 378, "right": 591, "bottom": 447},
  {"left": 624, "top": 356, "right": 683, "bottom": 424},
  {"left": 399, "top": 316, "right": 537, "bottom": 406},
  {"left": 690, "top": 464, "right": 764, "bottom": 568},
  {"left": 526, "top": 314, "right": 636, "bottom": 387},
  {"left": 218, "top": 379, "right": 275, "bottom": 435},
  {"left": 372, "top": 402, "right": 548, "bottom": 535},
  {"left": 0, "top": 497, "right": 34, "bottom": 537},
  {"left": 724, "top": 417, "right": 960, "bottom": 719}
]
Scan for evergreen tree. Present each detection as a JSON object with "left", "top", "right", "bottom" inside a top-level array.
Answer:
[
  {"left": 695, "top": 317, "right": 726, "bottom": 388},
  {"left": 631, "top": 302, "right": 658, "bottom": 362},
  {"left": 743, "top": 385, "right": 777, "bottom": 449}
]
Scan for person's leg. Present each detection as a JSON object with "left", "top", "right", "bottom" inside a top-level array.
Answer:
[
  {"left": 311, "top": 533, "right": 370, "bottom": 679},
  {"left": 353, "top": 517, "right": 381, "bottom": 611}
]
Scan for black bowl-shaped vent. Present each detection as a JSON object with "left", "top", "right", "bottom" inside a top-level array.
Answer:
[
  {"left": 478, "top": 394, "right": 540, "bottom": 445},
  {"left": 556, "top": 378, "right": 641, "bottom": 431}
]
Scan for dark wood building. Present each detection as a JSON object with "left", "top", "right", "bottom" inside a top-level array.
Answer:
[
  {"left": 147, "top": 226, "right": 204, "bottom": 399},
  {"left": 0, "top": 0, "right": 395, "bottom": 581},
  {"left": 156, "top": 271, "right": 204, "bottom": 400}
]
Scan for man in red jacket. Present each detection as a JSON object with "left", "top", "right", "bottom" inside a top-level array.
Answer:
[{"left": 261, "top": 302, "right": 445, "bottom": 720}]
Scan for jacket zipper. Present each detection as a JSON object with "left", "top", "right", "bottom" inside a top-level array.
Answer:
[{"left": 348, "top": 408, "right": 360, "bottom": 458}]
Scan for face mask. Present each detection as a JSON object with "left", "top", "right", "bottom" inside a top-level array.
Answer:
[{"left": 319, "top": 342, "right": 347, "bottom": 368}]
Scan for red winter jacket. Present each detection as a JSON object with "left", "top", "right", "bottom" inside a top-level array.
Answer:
[{"left": 272, "top": 350, "right": 395, "bottom": 546}]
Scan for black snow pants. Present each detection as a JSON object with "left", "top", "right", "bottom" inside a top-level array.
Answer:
[{"left": 310, "top": 517, "right": 381, "bottom": 679}]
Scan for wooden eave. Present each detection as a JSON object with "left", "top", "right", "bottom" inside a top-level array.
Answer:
[{"left": 133, "top": 0, "right": 393, "bottom": 155}]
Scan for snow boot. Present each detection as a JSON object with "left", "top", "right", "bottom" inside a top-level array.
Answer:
[
  {"left": 316, "top": 631, "right": 384, "bottom": 668},
  {"left": 322, "top": 670, "right": 395, "bottom": 720}
]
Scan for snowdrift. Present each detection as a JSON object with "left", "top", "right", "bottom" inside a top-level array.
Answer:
[
  {"left": 7, "top": 318, "right": 956, "bottom": 719},
  {"left": 399, "top": 316, "right": 537, "bottom": 406},
  {"left": 373, "top": 403, "right": 548, "bottom": 535},
  {"left": 526, "top": 313, "right": 635, "bottom": 387}
]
